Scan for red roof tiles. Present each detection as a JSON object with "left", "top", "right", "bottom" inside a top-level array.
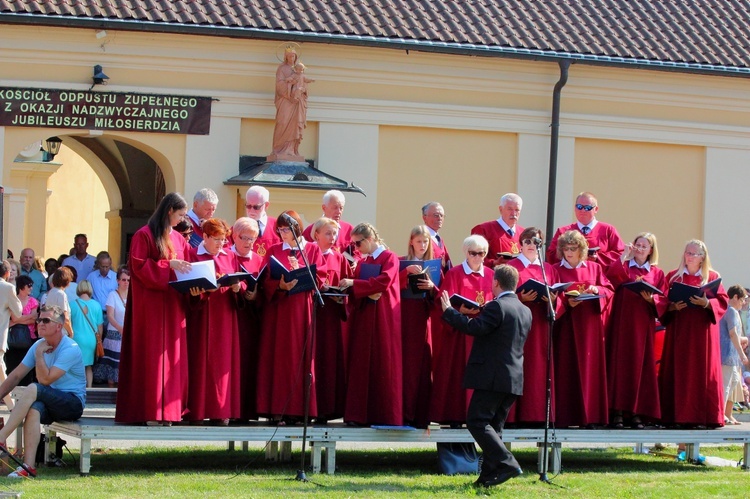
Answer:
[{"left": 0, "top": 1, "right": 748, "bottom": 69}]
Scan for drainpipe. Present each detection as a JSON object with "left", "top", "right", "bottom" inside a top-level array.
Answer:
[{"left": 545, "top": 60, "right": 571, "bottom": 243}]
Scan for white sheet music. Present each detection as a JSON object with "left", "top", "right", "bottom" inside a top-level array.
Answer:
[{"left": 174, "top": 259, "right": 216, "bottom": 287}]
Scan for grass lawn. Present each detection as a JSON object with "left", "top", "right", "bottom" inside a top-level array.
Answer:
[{"left": 0, "top": 444, "right": 745, "bottom": 498}]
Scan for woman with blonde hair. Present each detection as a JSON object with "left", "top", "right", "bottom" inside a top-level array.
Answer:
[
  {"left": 553, "top": 230, "right": 613, "bottom": 428},
  {"left": 400, "top": 225, "right": 439, "bottom": 428},
  {"left": 657, "top": 239, "right": 728, "bottom": 428},
  {"left": 231, "top": 217, "right": 263, "bottom": 420},
  {"left": 430, "top": 234, "right": 494, "bottom": 427},
  {"left": 339, "top": 222, "right": 402, "bottom": 426},
  {"left": 606, "top": 232, "right": 666, "bottom": 428},
  {"left": 70, "top": 279, "right": 104, "bottom": 387},
  {"left": 310, "top": 217, "right": 352, "bottom": 422}
]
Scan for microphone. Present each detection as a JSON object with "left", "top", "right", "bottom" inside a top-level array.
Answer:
[
  {"left": 532, "top": 237, "right": 543, "bottom": 247},
  {"left": 280, "top": 212, "right": 298, "bottom": 227}
]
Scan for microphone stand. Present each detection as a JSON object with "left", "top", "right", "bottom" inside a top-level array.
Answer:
[
  {"left": 536, "top": 240, "right": 556, "bottom": 483},
  {"left": 287, "top": 223, "right": 324, "bottom": 483}
]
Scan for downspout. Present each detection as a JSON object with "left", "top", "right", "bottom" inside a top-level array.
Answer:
[{"left": 545, "top": 60, "right": 571, "bottom": 243}]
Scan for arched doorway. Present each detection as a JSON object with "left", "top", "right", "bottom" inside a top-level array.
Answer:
[{"left": 4, "top": 130, "right": 174, "bottom": 266}]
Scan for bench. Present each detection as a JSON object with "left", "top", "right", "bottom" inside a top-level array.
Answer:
[
  {"left": 12, "top": 387, "right": 749, "bottom": 476},
  {"left": 46, "top": 418, "right": 750, "bottom": 476}
]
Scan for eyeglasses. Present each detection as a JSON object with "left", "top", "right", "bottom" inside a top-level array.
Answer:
[
  {"left": 278, "top": 227, "right": 293, "bottom": 234},
  {"left": 575, "top": 204, "right": 596, "bottom": 211},
  {"left": 685, "top": 251, "right": 704, "bottom": 257},
  {"left": 120, "top": 278, "right": 130, "bottom": 282},
  {"left": 245, "top": 203, "right": 264, "bottom": 211},
  {"left": 352, "top": 239, "right": 364, "bottom": 247},
  {"left": 36, "top": 317, "right": 61, "bottom": 325},
  {"left": 237, "top": 235, "right": 257, "bottom": 243},
  {"left": 633, "top": 245, "right": 651, "bottom": 251},
  {"left": 562, "top": 246, "right": 579, "bottom": 252},
  {"left": 468, "top": 250, "right": 486, "bottom": 257}
]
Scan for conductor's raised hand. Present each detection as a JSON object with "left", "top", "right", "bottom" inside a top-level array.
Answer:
[{"left": 439, "top": 290, "right": 452, "bottom": 312}]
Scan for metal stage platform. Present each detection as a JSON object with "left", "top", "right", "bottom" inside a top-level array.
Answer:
[{"left": 46, "top": 418, "right": 750, "bottom": 475}]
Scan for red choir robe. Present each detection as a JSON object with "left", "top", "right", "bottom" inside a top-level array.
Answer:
[
  {"left": 303, "top": 219, "right": 354, "bottom": 254},
  {"left": 553, "top": 260, "right": 613, "bottom": 427},
  {"left": 314, "top": 246, "right": 352, "bottom": 420},
  {"left": 185, "top": 246, "right": 244, "bottom": 421},
  {"left": 252, "top": 216, "right": 281, "bottom": 259},
  {"left": 656, "top": 270, "right": 728, "bottom": 427},
  {"left": 429, "top": 262, "right": 494, "bottom": 425},
  {"left": 344, "top": 247, "right": 403, "bottom": 426},
  {"left": 605, "top": 260, "right": 666, "bottom": 422},
  {"left": 471, "top": 220, "right": 523, "bottom": 268},
  {"left": 506, "top": 256, "right": 563, "bottom": 425},
  {"left": 399, "top": 256, "right": 441, "bottom": 428},
  {"left": 116, "top": 227, "right": 189, "bottom": 423},
  {"left": 547, "top": 222, "right": 624, "bottom": 269},
  {"left": 188, "top": 213, "right": 204, "bottom": 248},
  {"left": 256, "top": 241, "right": 323, "bottom": 419},
  {"left": 234, "top": 248, "right": 265, "bottom": 420},
  {"left": 431, "top": 234, "right": 452, "bottom": 273}
]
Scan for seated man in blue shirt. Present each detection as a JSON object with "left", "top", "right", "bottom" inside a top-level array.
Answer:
[{"left": 0, "top": 304, "right": 86, "bottom": 478}]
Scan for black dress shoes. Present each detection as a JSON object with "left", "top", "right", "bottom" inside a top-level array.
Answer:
[{"left": 476, "top": 467, "right": 523, "bottom": 487}]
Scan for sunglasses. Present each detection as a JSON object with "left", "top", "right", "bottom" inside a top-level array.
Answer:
[
  {"left": 521, "top": 239, "right": 536, "bottom": 246},
  {"left": 575, "top": 204, "right": 596, "bottom": 211},
  {"left": 36, "top": 317, "right": 61, "bottom": 325},
  {"left": 352, "top": 239, "right": 364, "bottom": 247},
  {"left": 245, "top": 203, "right": 264, "bottom": 211},
  {"left": 468, "top": 250, "right": 486, "bottom": 257}
]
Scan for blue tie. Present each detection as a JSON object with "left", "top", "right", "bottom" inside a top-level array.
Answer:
[
  {"left": 507, "top": 229, "right": 514, "bottom": 237},
  {"left": 581, "top": 226, "right": 590, "bottom": 235}
]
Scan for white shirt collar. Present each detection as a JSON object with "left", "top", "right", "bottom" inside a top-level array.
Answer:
[
  {"left": 496, "top": 290, "right": 514, "bottom": 299},
  {"left": 561, "top": 259, "right": 587, "bottom": 269},
  {"left": 682, "top": 267, "right": 702, "bottom": 276},
  {"left": 426, "top": 226, "right": 440, "bottom": 240},
  {"left": 517, "top": 253, "right": 540, "bottom": 267},
  {"left": 577, "top": 219, "right": 598, "bottom": 232},
  {"left": 282, "top": 239, "right": 306, "bottom": 252},
  {"left": 461, "top": 260, "right": 484, "bottom": 276},
  {"left": 497, "top": 218, "right": 514, "bottom": 233},
  {"left": 321, "top": 247, "right": 333, "bottom": 255},
  {"left": 370, "top": 245, "right": 386, "bottom": 259},
  {"left": 231, "top": 244, "right": 253, "bottom": 259},
  {"left": 257, "top": 212, "right": 269, "bottom": 228},
  {"left": 197, "top": 242, "right": 226, "bottom": 256},
  {"left": 187, "top": 209, "right": 200, "bottom": 225},
  {"left": 629, "top": 259, "right": 651, "bottom": 271}
]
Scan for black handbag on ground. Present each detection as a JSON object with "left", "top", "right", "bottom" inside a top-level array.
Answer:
[
  {"left": 436, "top": 442, "right": 480, "bottom": 475},
  {"left": 7, "top": 323, "right": 33, "bottom": 350}
]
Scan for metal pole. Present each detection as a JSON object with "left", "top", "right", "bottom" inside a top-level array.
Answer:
[{"left": 544, "top": 60, "right": 571, "bottom": 243}]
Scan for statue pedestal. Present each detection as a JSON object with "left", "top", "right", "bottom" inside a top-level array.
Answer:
[{"left": 267, "top": 152, "right": 304, "bottom": 163}]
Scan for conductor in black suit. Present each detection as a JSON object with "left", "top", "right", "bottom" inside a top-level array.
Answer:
[{"left": 440, "top": 264, "right": 532, "bottom": 487}]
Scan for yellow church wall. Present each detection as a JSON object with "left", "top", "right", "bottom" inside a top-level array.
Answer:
[
  {"left": 45, "top": 145, "right": 111, "bottom": 264},
  {"left": 573, "top": 138, "right": 704, "bottom": 271},
  {"left": 377, "top": 126, "right": 518, "bottom": 255}
]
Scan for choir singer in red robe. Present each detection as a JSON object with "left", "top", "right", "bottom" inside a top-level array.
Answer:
[
  {"left": 115, "top": 192, "right": 192, "bottom": 426},
  {"left": 310, "top": 217, "right": 352, "bottom": 422},
  {"left": 186, "top": 219, "right": 244, "bottom": 425},
  {"left": 506, "top": 227, "right": 562, "bottom": 426},
  {"left": 338, "top": 223, "right": 402, "bottom": 426},
  {"left": 430, "top": 235, "right": 494, "bottom": 427},
  {"left": 231, "top": 217, "right": 263, "bottom": 420},
  {"left": 399, "top": 225, "right": 440, "bottom": 428},
  {"left": 256, "top": 210, "right": 323, "bottom": 424},
  {"left": 471, "top": 193, "right": 524, "bottom": 268},
  {"left": 606, "top": 232, "right": 665, "bottom": 429},
  {"left": 553, "top": 230, "right": 613, "bottom": 428},
  {"left": 657, "top": 240, "right": 728, "bottom": 428}
]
